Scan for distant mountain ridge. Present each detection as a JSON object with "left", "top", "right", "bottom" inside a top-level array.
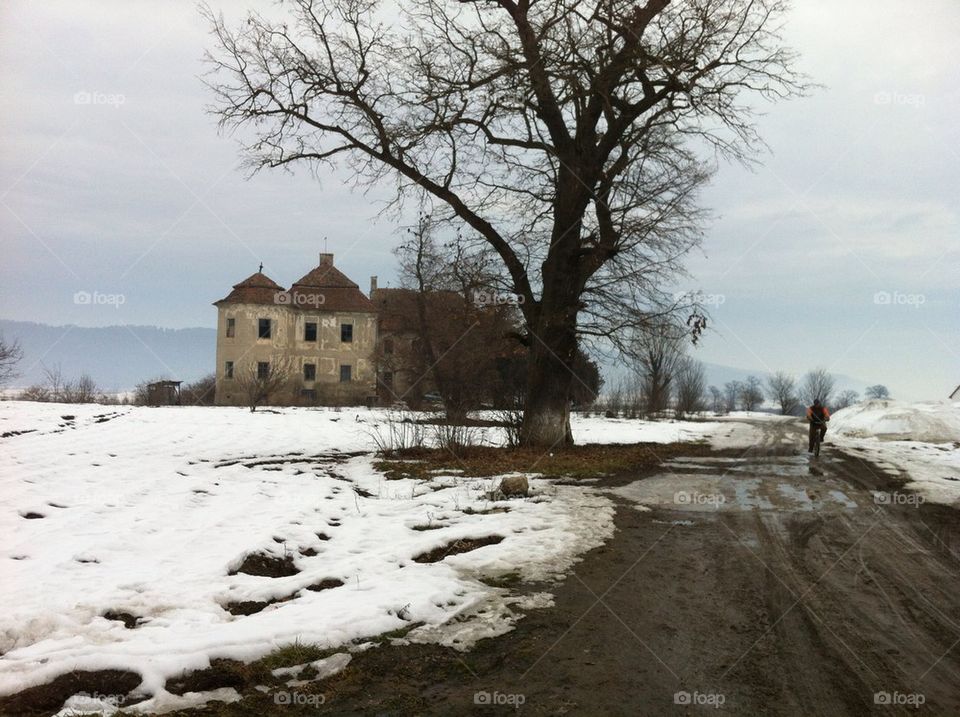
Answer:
[{"left": 0, "top": 320, "right": 216, "bottom": 391}]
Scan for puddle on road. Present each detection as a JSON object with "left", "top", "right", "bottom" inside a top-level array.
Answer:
[{"left": 612, "top": 456, "right": 860, "bottom": 514}]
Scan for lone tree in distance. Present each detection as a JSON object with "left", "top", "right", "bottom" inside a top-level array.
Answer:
[{"left": 205, "top": 0, "right": 805, "bottom": 445}]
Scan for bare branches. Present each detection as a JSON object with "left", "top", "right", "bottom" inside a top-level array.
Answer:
[
  {"left": 0, "top": 334, "right": 23, "bottom": 387},
  {"left": 204, "top": 0, "right": 807, "bottom": 443}
]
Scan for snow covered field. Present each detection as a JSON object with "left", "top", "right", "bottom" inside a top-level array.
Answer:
[
  {"left": 0, "top": 402, "right": 725, "bottom": 711},
  {"left": 830, "top": 400, "right": 960, "bottom": 506}
]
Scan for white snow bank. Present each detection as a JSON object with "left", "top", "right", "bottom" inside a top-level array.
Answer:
[
  {"left": 830, "top": 400, "right": 960, "bottom": 443},
  {"left": 828, "top": 400, "right": 960, "bottom": 507},
  {"left": 0, "top": 402, "right": 615, "bottom": 706}
]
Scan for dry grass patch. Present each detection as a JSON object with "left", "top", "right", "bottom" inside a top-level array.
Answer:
[{"left": 374, "top": 441, "right": 710, "bottom": 481}]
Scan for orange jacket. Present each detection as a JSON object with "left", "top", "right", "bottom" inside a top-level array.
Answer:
[{"left": 806, "top": 405, "right": 830, "bottom": 422}]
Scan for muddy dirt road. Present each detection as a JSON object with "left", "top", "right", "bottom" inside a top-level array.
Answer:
[{"left": 183, "top": 419, "right": 960, "bottom": 716}]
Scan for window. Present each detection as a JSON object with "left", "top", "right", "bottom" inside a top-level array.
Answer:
[
  {"left": 258, "top": 318, "right": 271, "bottom": 339},
  {"left": 303, "top": 363, "right": 316, "bottom": 381},
  {"left": 304, "top": 321, "right": 317, "bottom": 342},
  {"left": 339, "top": 364, "right": 352, "bottom": 383},
  {"left": 340, "top": 323, "right": 353, "bottom": 343},
  {"left": 381, "top": 371, "right": 393, "bottom": 387},
  {"left": 224, "top": 361, "right": 234, "bottom": 379},
  {"left": 257, "top": 361, "right": 270, "bottom": 379},
  {"left": 225, "top": 318, "right": 235, "bottom": 338},
  {"left": 383, "top": 337, "right": 394, "bottom": 355}
]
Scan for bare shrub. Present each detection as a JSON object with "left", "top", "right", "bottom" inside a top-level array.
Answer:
[
  {"left": 431, "top": 422, "right": 479, "bottom": 457},
  {"left": 368, "top": 411, "right": 427, "bottom": 456}
]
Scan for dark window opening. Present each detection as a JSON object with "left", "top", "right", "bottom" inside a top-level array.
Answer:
[
  {"left": 339, "top": 364, "right": 352, "bottom": 383},
  {"left": 258, "top": 318, "right": 271, "bottom": 339},
  {"left": 381, "top": 371, "right": 393, "bottom": 387},
  {"left": 340, "top": 323, "right": 353, "bottom": 343},
  {"left": 383, "top": 337, "right": 394, "bottom": 354},
  {"left": 303, "top": 363, "right": 316, "bottom": 381},
  {"left": 225, "top": 361, "right": 234, "bottom": 379},
  {"left": 225, "top": 318, "right": 235, "bottom": 338},
  {"left": 304, "top": 322, "right": 317, "bottom": 342},
  {"left": 257, "top": 361, "right": 269, "bottom": 379}
]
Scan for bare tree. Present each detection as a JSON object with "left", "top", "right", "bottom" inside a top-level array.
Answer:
[
  {"left": 42, "top": 363, "right": 68, "bottom": 403},
  {"left": 738, "top": 375, "right": 764, "bottom": 412},
  {"left": 800, "top": 368, "right": 835, "bottom": 407},
  {"left": 834, "top": 389, "right": 859, "bottom": 410},
  {"left": 723, "top": 381, "right": 742, "bottom": 413},
  {"left": 708, "top": 385, "right": 724, "bottom": 415},
  {"left": 865, "top": 384, "right": 891, "bottom": 400},
  {"left": 0, "top": 335, "right": 23, "bottom": 387},
  {"left": 674, "top": 356, "right": 706, "bottom": 418},
  {"left": 393, "top": 213, "right": 518, "bottom": 421},
  {"left": 70, "top": 374, "right": 99, "bottom": 404},
  {"left": 204, "top": 0, "right": 806, "bottom": 446},
  {"left": 236, "top": 356, "right": 294, "bottom": 412},
  {"left": 766, "top": 371, "right": 798, "bottom": 415},
  {"left": 636, "top": 331, "right": 682, "bottom": 417}
]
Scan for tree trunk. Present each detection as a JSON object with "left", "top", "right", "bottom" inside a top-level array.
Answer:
[
  {"left": 521, "top": 344, "right": 576, "bottom": 446},
  {"left": 520, "top": 233, "right": 581, "bottom": 447}
]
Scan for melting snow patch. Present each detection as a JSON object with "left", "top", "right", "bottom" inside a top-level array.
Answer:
[{"left": 0, "top": 402, "right": 615, "bottom": 703}]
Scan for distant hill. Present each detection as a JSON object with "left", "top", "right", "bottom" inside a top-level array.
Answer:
[{"left": 0, "top": 320, "right": 215, "bottom": 391}]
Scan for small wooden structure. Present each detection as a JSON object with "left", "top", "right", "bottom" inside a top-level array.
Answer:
[{"left": 147, "top": 380, "right": 182, "bottom": 406}]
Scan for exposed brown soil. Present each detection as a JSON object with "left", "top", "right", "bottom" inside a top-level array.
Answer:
[
  {"left": 103, "top": 610, "right": 140, "bottom": 629},
  {"left": 229, "top": 552, "right": 299, "bottom": 578},
  {"left": 165, "top": 660, "right": 247, "bottom": 695},
  {"left": 304, "top": 578, "right": 344, "bottom": 592},
  {"left": 0, "top": 669, "right": 141, "bottom": 715},
  {"left": 412, "top": 536, "right": 505, "bottom": 564}
]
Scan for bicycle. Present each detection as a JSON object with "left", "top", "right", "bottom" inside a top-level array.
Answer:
[{"left": 809, "top": 419, "right": 827, "bottom": 457}]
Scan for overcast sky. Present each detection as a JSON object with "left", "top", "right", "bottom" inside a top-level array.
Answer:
[{"left": 1, "top": 0, "right": 957, "bottom": 401}]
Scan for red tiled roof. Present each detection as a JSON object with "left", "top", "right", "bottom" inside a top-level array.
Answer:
[
  {"left": 214, "top": 272, "right": 284, "bottom": 306},
  {"left": 287, "top": 285, "right": 375, "bottom": 313},
  {"left": 215, "top": 260, "right": 375, "bottom": 313},
  {"left": 289, "top": 258, "right": 375, "bottom": 312}
]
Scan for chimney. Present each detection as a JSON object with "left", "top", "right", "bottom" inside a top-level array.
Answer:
[
  {"left": 370, "top": 275, "right": 378, "bottom": 295},
  {"left": 319, "top": 252, "right": 334, "bottom": 266}
]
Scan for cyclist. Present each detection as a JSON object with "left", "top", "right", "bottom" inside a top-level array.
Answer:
[{"left": 806, "top": 398, "right": 831, "bottom": 453}]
